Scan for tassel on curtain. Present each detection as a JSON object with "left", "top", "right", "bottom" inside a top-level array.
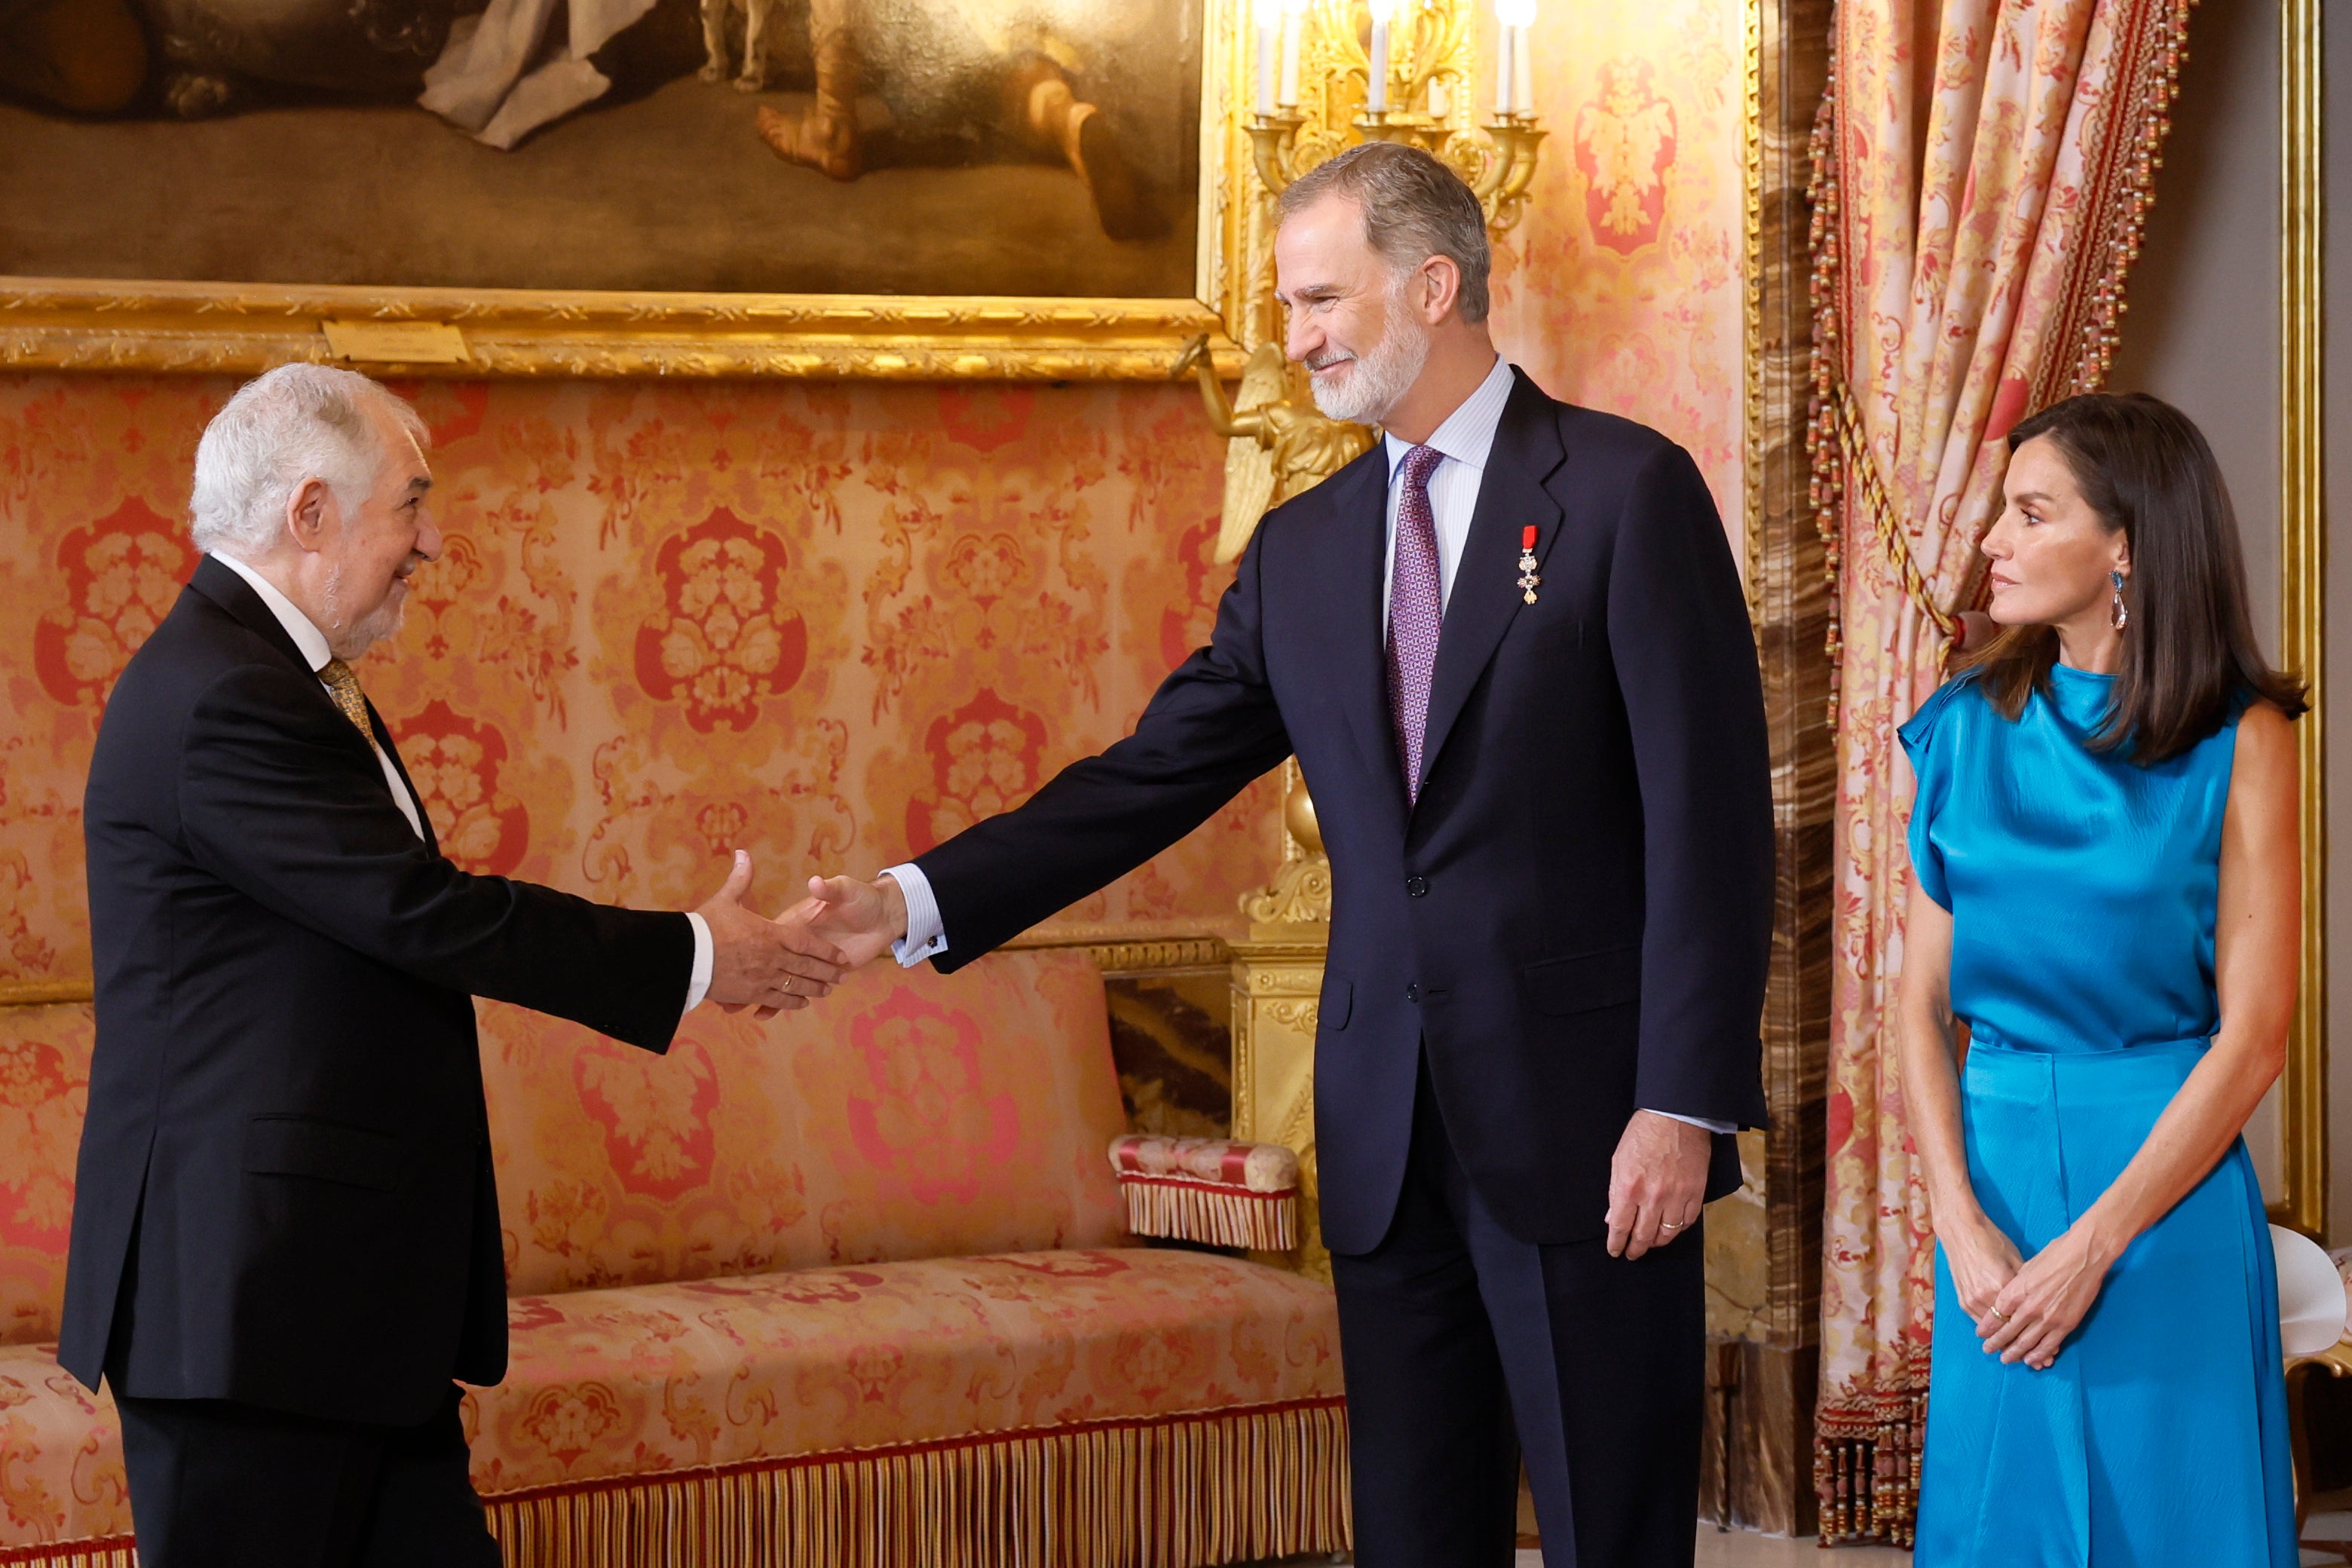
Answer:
[{"left": 1809, "top": 0, "right": 2193, "bottom": 1545}]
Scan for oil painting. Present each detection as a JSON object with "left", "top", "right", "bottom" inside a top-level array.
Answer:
[{"left": 0, "top": 0, "right": 1205, "bottom": 300}]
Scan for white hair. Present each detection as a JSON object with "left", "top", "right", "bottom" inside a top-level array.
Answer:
[{"left": 188, "top": 364, "right": 429, "bottom": 557}]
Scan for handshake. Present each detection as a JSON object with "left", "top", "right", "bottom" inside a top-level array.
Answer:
[{"left": 692, "top": 851, "right": 913, "bottom": 1015}]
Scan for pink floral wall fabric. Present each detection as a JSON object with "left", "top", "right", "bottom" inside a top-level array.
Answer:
[
  {"left": 1490, "top": 0, "right": 1749, "bottom": 553},
  {"left": 0, "top": 378, "right": 1280, "bottom": 990}
]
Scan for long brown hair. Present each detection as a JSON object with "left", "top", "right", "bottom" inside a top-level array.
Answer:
[{"left": 1958, "top": 392, "right": 2305, "bottom": 762}]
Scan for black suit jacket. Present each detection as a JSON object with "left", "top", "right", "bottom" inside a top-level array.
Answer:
[
  {"left": 63, "top": 556, "right": 694, "bottom": 1426},
  {"left": 917, "top": 371, "right": 1772, "bottom": 1254}
]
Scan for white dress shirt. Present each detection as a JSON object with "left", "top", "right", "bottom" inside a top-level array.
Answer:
[
  {"left": 877, "top": 361, "right": 1727, "bottom": 1134},
  {"left": 210, "top": 551, "right": 712, "bottom": 1014},
  {"left": 1377, "top": 353, "right": 1516, "bottom": 620}
]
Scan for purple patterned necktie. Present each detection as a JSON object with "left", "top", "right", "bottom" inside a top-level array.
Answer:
[{"left": 1387, "top": 443, "right": 1447, "bottom": 801}]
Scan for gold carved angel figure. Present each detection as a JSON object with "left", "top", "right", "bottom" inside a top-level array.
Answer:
[{"left": 1175, "top": 335, "right": 1375, "bottom": 565}]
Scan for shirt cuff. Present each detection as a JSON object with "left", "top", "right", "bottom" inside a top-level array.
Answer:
[
  {"left": 681, "top": 911, "right": 713, "bottom": 1016},
  {"left": 880, "top": 864, "right": 948, "bottom": 967},
  {"left": 1646, "top": 1108, "right": 1737, "bottom": 1135}
]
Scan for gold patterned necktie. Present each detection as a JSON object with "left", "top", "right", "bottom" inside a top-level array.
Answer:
[{"left": 319, "top": 659, "right": 379, "bottom": 753}]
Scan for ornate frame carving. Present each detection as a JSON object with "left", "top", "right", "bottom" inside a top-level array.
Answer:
[
  {"left": 2278, "top": 0, "right": 2326, "bottom": 1237},
  {"left": 0, "top": 0, "right": 1255, "bottom": 381}
]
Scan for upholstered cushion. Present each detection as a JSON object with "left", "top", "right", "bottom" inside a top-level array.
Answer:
[
  {"left": 0, "top": 1342, "right": 130, "bottom": 1547},
  {"left": 0, "top": 1003, "right": 91, "bottom": 1348},
  {"left": 482, "top": 949, "right": 1130, "bottom": 1297},
  {"left": 464, "top": 1248, "right": 1341, "bottom": 1496},
  {"left": 1110, "top": 1134, "right": 1300, "bottom": 1193},
  {"left": 1108, "top": 1135, "right": 1301, "bottom": 1251}
]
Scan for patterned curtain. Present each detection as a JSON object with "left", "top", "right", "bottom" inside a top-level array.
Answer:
[{"left": 1808, "top": 0, "right": 2194, "bottom": 1545}]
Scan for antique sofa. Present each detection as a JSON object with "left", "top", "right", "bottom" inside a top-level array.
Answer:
[{"left": 0, "top": 948, "right": 1346, "bottom": 1566}]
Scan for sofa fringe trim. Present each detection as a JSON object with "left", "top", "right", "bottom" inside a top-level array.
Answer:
[
  {"left": 0, "top": 1542, "right": 134, "bottom": 1567},
  {"left": 1119, "top": 1178, "right": 1299, "bottom": 1252},
  {"left": 482, "top": 1395, "right": 1350, "bottom": 1568}
]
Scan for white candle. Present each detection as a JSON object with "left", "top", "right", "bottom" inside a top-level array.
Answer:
[
  {"left": 1368, "top": 17, "right": 1389, "bottom": 112},
  {"left": 1278, "top": 3, "right": 1304, "bottom": 107},
  {"left": 1429, "top": 75, "right": 1448, "bottom": 118},
  {"left": 1495, "top": 0, "right": 1536, "bottom": 115},
  {"left": 1257, "top": 14, "right": 1276, "bottom": 114}
]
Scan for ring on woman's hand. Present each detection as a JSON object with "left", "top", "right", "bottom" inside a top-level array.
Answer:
[{"left": 1992, "top": 1309, "right": 2013, "bottom": 1321}]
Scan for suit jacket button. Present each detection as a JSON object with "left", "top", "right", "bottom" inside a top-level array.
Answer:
[
  {"left": 1405, "top": 876, "right": 1429, "bottom": 897},
  {"left": 1405, "top": 982, "right": 1420, "bottom": 1003}
]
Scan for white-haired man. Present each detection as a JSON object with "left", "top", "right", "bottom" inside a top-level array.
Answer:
[
  {"left": 808, "top": 142, "right": 1772, "bottom": 1563},
  {"left": 60, "top": 365, "right": 846, "bottom": 1566}
]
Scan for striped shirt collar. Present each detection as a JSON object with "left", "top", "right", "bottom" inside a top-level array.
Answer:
[{"left": 1383, "top": 355, "right": 1514, "bottom": 481}]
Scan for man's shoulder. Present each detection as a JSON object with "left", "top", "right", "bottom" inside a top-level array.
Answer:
[
  {"left": 105, "top": 580, "right": 308, "bottom": 739},
  {"left": 1541, "top": 395, "right": 1683, "bottom": 470},
  {"left": 1251, "top": 439, "right": 1389, "bottom": 541},
  {"left": 120, "top": 576, "right": 258, "bottom": 671}
]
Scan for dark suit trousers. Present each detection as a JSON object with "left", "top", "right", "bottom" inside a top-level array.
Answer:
[
  {"left": 1330, "top": 1058, "right": 1705, "bottom": 1568},
  {"left": 114, "top": 1384, "right": 500, "bottom": 1568}
]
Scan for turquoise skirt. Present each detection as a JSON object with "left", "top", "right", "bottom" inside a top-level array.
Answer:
[{"left": 1914, "top": 1037, "right": 2295, "bottom": 1566}]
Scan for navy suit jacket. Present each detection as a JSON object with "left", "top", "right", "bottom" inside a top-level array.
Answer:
[
  {"left": 64, "top": 556, "right": 694, "bottom": 1425},
  {"left": 917, "top": 369, "right": 1772, "bottom": 1254}
]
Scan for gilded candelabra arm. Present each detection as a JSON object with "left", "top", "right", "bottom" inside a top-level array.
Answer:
[
  {"left": 1465, "top": 115, "right": 1548, "bottom": 233},
  {"left": 1174, "top": 332, "right": 1268, "bottom": 442},
  {"left": 1396, "top": 3, "right": 1470, "bottom": 113},
  {"left": 1246, "top": 110, "right": 1306, "bottom": 196}
]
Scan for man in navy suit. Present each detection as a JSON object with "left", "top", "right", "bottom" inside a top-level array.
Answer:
[{"left": 807, "top": 143, "right": 1772, "bottom": 1565}]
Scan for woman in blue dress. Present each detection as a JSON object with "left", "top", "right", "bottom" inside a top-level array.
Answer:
[{"left": 1900, "top": 392, "right": 2305, "bottom": 1566}]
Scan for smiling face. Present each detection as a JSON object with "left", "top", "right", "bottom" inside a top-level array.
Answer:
[
  {"left": 1274, "top": 192, "right": 1431, "bottom": 424},
  {"left": 318, "top": 403, "right": 439, "bottom": 660},
  {"left": 1980, "top": 434, "right": 2131, "bottom": 632}
]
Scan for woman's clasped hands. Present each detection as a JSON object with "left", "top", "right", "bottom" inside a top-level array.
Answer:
[{"left": 1948, "top": 1208, "right": 2115, "bottom": 1372}]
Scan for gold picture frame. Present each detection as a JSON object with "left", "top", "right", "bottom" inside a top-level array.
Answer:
[
  {"left": 0, "top": 0, "right": 1260, "bottom": 381},
  {"left": 2277, "top": 0, "right": 2326, "bottom": 1238}
]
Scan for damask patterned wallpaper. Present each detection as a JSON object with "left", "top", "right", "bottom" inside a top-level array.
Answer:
[
  {"left": 0, "top": 378, "right": 1277, "bottom": 982},
  {"left": 0, "top": 0, "right": 1747, "bottom": 982},
  {"left": 1491, "top": 0, "right": 1748, "bottom": 548}
]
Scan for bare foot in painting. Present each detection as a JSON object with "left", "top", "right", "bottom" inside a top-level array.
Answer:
[
  {"left": 753, "top": 26, "right": 861, "bottom": 179},
  {"left": 755, "top": 103, "right": 861, "bottom": 180}
]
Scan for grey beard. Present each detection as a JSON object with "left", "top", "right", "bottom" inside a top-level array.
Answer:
[
  {"left": 1309, "top": 309, "right": 1432, "bottom": 427},
  {"left": 323, "top": 563, "right": 408, "bottom": 660}
]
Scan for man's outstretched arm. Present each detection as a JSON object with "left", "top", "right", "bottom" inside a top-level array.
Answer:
[{"left": 807, "top": 522, "right": 1294, "bottom": 971}]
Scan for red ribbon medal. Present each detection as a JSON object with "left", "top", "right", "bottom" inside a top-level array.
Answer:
[{"left": 1517, "top": 525, "right": 1541, "bottom": 605}]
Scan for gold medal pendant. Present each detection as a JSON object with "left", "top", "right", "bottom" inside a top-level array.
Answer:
[{"left": 1517, "top": 525, "right": 1541, "bottom": 605}]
